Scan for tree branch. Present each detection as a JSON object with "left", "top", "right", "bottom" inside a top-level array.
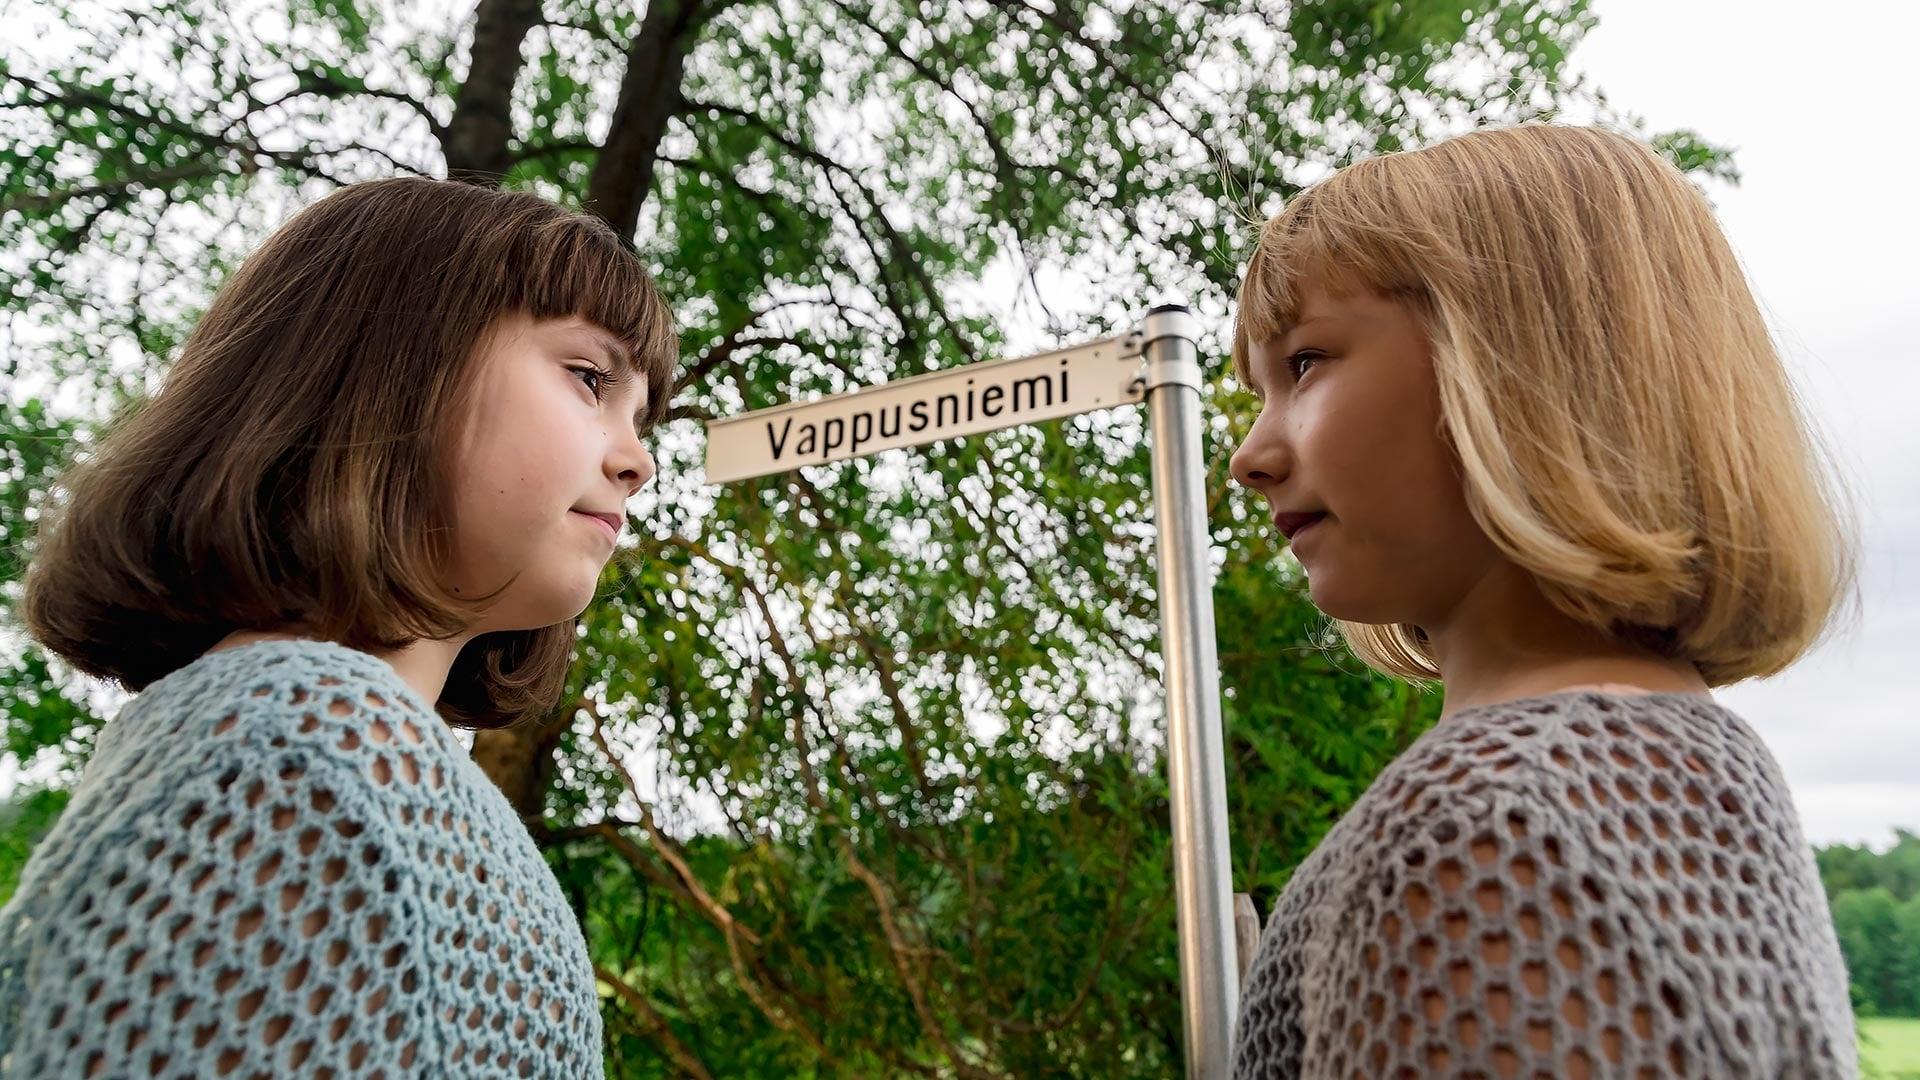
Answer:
[
  {"left": 680, "top": 98, "right": 980, "bottom": 364},
  {"left": 585, "top": 714, "right": 762, "bottom": 947},
  {"left": 279, "top": 63, "right": 446, "bottom": 140},
  {"left": 594, "top": 964, "right": 716, "bottom": 1079},
  {"left": 1, "top": 162, "right": 229, "bottom": 215},
  {"left": 679, "top": 331, "right": 808, "bottom": 391},
  {"left": 821, "top": 0, "right": 1023, "bottom": 180},
  {"left": 841, "top": 839, "right": 1005, "bottom": 1079},
  {"left": 989, "top": 0, "right": 1213, "bottom": 153}
]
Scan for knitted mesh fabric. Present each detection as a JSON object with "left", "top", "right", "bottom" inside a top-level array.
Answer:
[
  {"left": 1232, "top": 690, "right": 1855, "bottom": 1080},
  {"left": 0, "top": 639, "right": 601, "bottom": 1079}
]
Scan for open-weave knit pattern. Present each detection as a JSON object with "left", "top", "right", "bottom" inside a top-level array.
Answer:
[
  {"left": 1233, "top": 690, "right": 1855, "bottom": 1079},
  {"left": 0, "top": 639, "right": 601, "bottom": 1078}
]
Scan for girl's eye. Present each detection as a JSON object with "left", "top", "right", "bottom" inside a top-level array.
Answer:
[
  {"left": 569, "top": 363, "right": 617, "bottom": 401},
  {"left": 1286, "top": 350, "right": 1325, "bottom": 382}
]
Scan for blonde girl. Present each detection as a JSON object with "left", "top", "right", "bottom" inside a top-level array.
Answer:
[{"left": 1228, "top": 125, "right": 1856, "bottom": 1079}]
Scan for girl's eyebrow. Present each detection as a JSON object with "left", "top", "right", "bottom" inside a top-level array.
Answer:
[
  {"left": 1277, "top": 314, "right": 1339, "bottom": 346},
  {"left": 579, "top": 328, "right": 633, "bottom": 373}
]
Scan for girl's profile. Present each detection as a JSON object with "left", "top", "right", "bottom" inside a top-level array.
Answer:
[
  {"left": 0, "top": 176, "right": 676, "bottom": 1077},
  {"left": 1228, "top": 125, "right": 1857, "bottom": 1079}
]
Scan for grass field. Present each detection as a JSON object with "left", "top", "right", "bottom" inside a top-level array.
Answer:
[{"left": 1863, "top": 1017, "right": 1920, "bottom": 1079}]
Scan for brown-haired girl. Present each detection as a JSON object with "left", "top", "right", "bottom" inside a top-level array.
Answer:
[
  {"left": 0, "top": 176, "right": 676, "bottom": 1077},
  {"left": 1228, "top": 125, "right": 1857, "bottom": 1078}
]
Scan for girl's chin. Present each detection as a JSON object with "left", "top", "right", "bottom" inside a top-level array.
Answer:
[{"left": 1301, "top": 571, "right": 1403, "bottom": 627}]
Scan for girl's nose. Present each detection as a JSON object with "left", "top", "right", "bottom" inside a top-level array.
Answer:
[{"left": 1231, "top": 415, "right": 1289, "bottom": 492}]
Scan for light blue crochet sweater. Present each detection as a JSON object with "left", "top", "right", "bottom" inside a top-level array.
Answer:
[{"left": 0, "top": 639, "right": 603, "bottom": 1078}]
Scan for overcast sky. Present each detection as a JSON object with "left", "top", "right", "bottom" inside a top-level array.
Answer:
[{"left": 1567, "top": 1, "right": 1919, "bottom": 849}]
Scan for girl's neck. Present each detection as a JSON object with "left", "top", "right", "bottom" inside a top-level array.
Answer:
[
  {"left": 1423, "top": 562, "right": 1709, "bottom": 721},
  {"left": 207, "top": 628, "right": 473, "bottom": 707}
]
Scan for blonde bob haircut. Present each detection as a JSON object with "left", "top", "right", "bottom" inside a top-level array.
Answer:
[{"left": 1233, "top": 124, "right": 1856, "bottom": 687}]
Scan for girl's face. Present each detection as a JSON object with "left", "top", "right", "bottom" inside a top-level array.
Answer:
[
  {"left": 445, "top": 312, "right": 655, "bottom": 633},
  {"left": 1229, "top": 278, "right": 1503, "bottom": 631}
]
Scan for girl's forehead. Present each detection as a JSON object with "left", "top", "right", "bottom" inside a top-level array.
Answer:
[
  {"left": 536, "top": 316, "right": 629, "bottom": 363},
  {"left": 536, "top": 314, "right": 612, "bottom": 341},
  {"left": 1269, "top": 278, "right": 1392, "bottom": 341}
]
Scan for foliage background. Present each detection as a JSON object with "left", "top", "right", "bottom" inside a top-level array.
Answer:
[{"left": 0, "top": 0, "right": 1781, "bottom": 1074}]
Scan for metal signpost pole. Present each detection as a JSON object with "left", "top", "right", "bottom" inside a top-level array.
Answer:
[{"left": 1140, "top": 302, "right": 1238, "bottom": 1078}]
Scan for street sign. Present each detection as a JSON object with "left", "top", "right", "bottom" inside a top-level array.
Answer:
[
  {"left": 700, "top": 306, "right": 1238, "bottom": 1078},
  {"left": 703, "top": 334, "right": 1144, "bottom": 484}
]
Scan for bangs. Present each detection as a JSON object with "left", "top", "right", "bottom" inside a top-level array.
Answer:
[
  {"left": 505, "top": 213, "right": 679, "bottom": 430},
  {"left": 1231, "top": 157, "right": 1435, "bottom": 387}
]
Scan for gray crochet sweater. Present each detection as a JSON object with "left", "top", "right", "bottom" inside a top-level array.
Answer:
[
  {"left": 1232, "top": 690, "right": 1856, "bottom": 1079},
  {"left": 0, "top": 639, "right": 602, "bottom": 1078}
]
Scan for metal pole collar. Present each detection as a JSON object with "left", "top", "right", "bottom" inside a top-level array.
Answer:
[{"left": 1140, "top": 301, "right": 1204, "bottom": 392}]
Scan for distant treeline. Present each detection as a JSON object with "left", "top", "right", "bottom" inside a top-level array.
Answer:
[{"left": 1818, "top": 829, "right": 1920, "bottom": 1017}]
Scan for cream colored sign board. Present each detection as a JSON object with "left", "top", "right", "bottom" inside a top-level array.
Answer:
[{"left": 703, "top": 335, "right": 1143, "bottom": 484}]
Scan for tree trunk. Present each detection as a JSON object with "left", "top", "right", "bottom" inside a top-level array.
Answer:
[
  {"left": 442, "top": 0, "right": 545, "bottom": 181},
  {"left": 469, "top": 707, "right": 577, "bottom": 820},
  {"left": 584, "top": 0, "right": 730, "bottom": 239},
  {"left": 461, "top": 1, "right": 720, "bottom": 818}
]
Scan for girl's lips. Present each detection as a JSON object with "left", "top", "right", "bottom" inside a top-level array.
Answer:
[
  {"left": 1272, "top": 511, "right": 1327, "bottom": 541},
  {"left": 572, "top": 510, "right": 620, "bottom": 543},
  {"left": 1289, "top": 516, "right": 1326, "bottom": 553}
]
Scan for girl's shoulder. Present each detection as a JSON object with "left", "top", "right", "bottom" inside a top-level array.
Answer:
[
  {"left": 1317, "top": 688, "right": 1814, "bottom": 903},
  {"left": 1244, "top": 700, "right": 1854, "bottom": 1078},
  {"left": 1277, "top": 688, "right": 1800, "bottom": 908},
  {"left": 125, "top": 637, "right": 442, "bottom": 732},
  {"left": 1386, "top": 688, "right": 1785, "bottom": 807},
  {"left": 46, "top": 639, "right": 475, "bottom": 884},
  {"left": 0, "top": 640, "right": 606, "bottom": 1075},
  {"left": 95, "top": 638, "right": 459, "bottom": 775}
]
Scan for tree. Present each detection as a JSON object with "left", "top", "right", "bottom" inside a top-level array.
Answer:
[
  {"left": 1818, "top": 831, "right": 1920, "bottom": 1018},
  {"left": 1820, "top": 830, "right": 1920, "bottom": 901},
  {"left": 2, "top": 0, "right": 1726, "bottom": 1072},
  {"left": 1832, "top": 888, "right": 1908, "bottom": 1018}
]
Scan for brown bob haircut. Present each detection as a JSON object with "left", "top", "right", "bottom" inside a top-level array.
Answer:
[{"left": 24, "top": 176, "right": 678, "bottom": 728}]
